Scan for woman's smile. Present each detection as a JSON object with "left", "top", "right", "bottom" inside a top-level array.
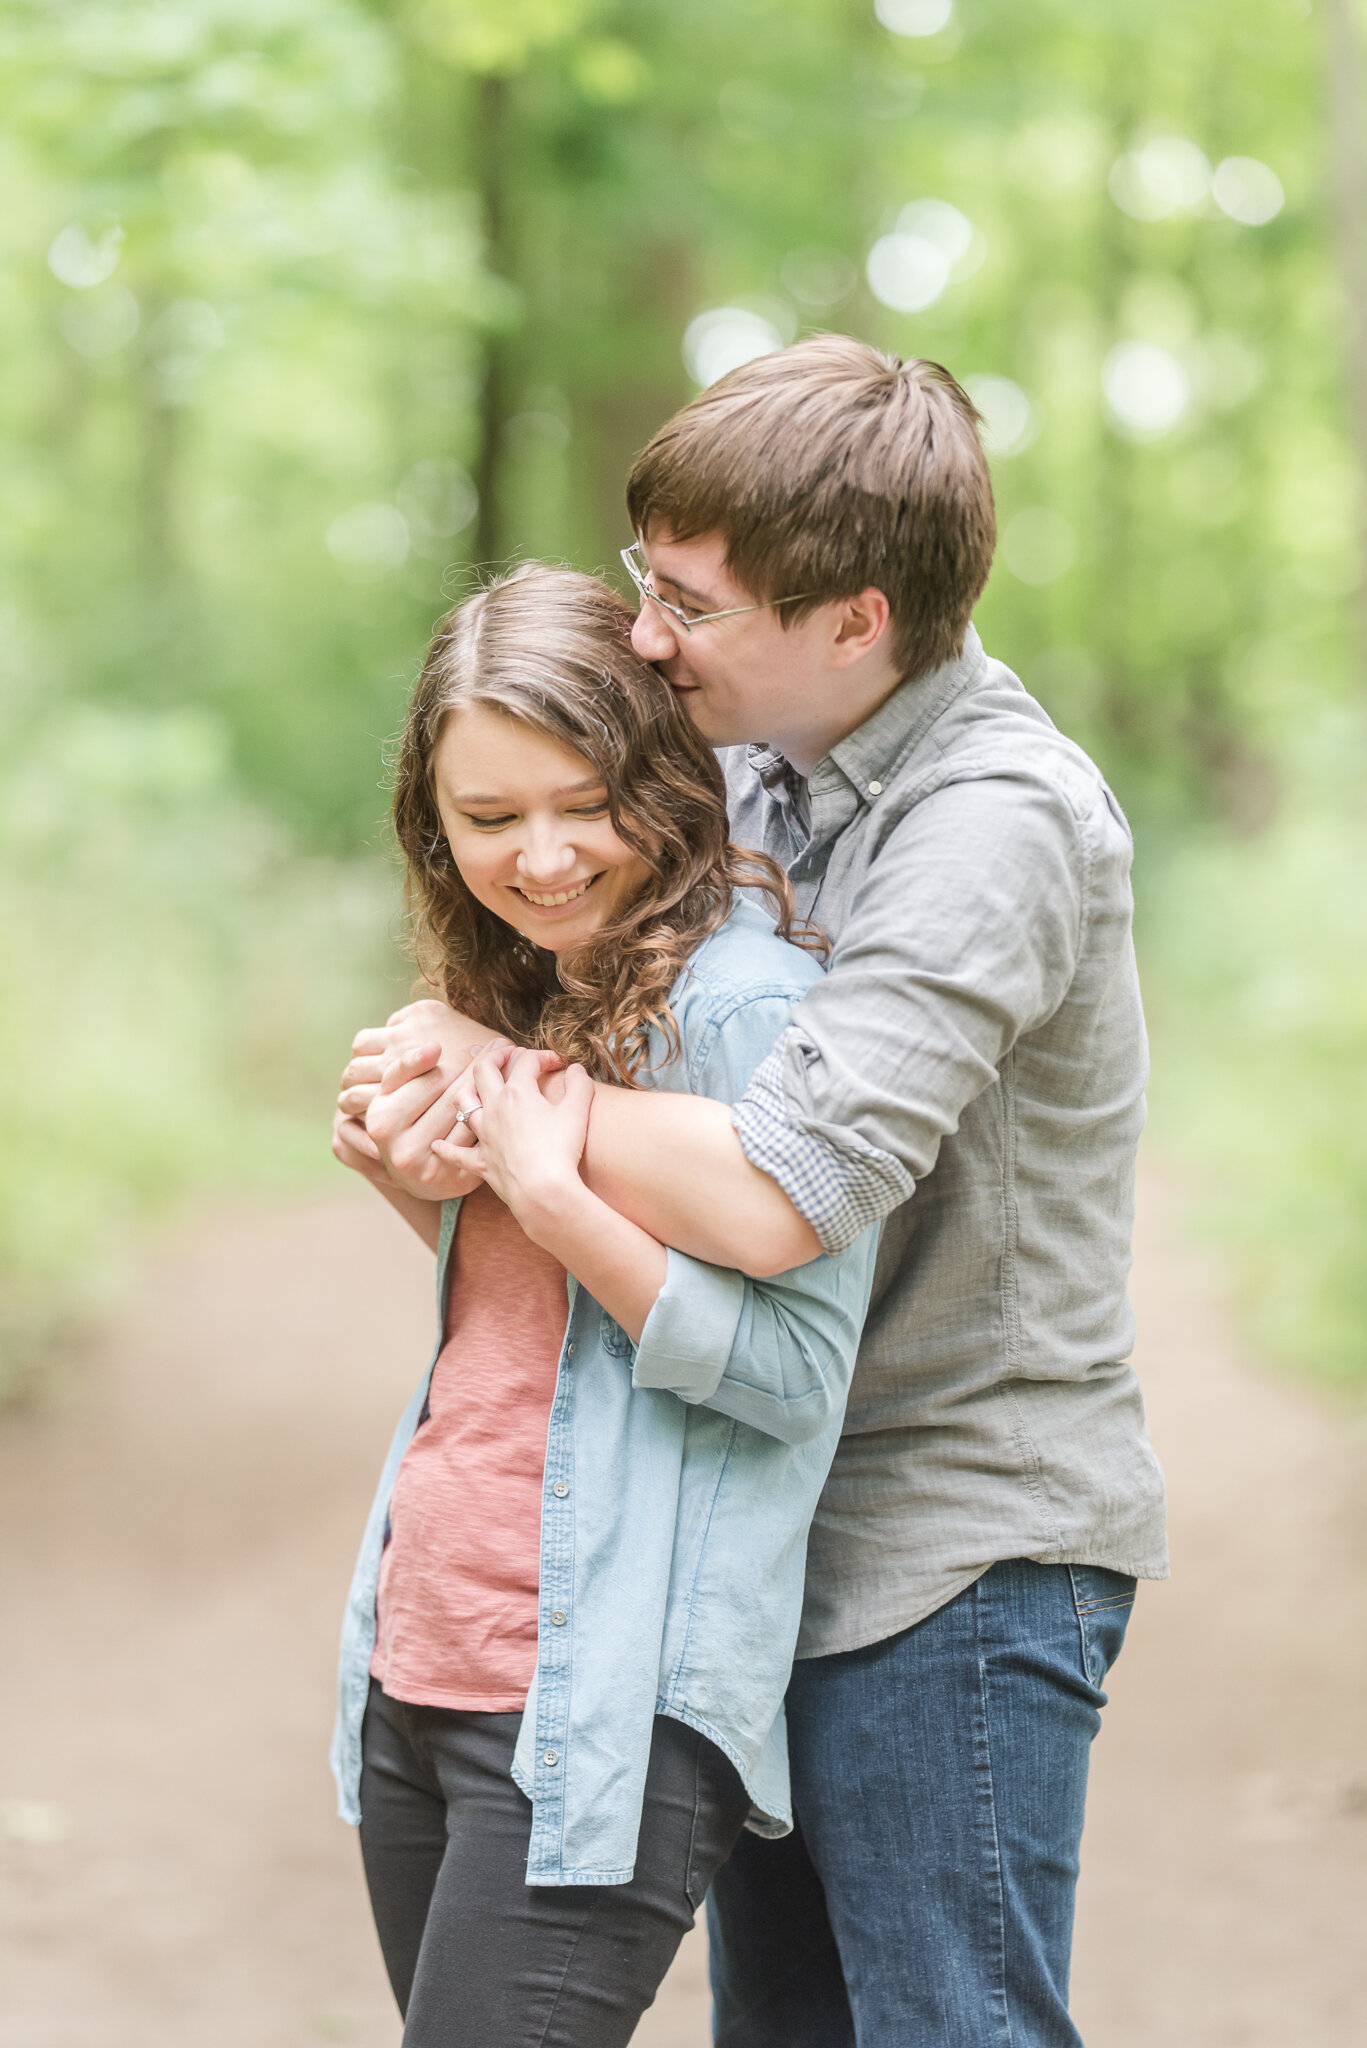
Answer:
[
  {"left": 512, "top": 873, "right": 603, "bottom": 911},
  {"left": 432, "top": 704, "right": 651, "bottom": 951}
]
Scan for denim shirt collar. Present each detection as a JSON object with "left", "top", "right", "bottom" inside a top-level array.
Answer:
[{"left": 745, "top": 625, "right": 987, "bottom": 857}]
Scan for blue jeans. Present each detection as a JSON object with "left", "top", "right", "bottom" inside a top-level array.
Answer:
[{"left": 708, "top": 1559, "right": 1136, "bottom": 2048}]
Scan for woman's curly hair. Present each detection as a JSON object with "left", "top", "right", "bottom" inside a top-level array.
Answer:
[{"left": 392, "top": 562, "right": 821, "bottom": 1085}]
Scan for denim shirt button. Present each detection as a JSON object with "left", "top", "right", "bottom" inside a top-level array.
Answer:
[
  {"left": 550, "top": 1610, "right": 567, "bottom": 1626},
  {"left": 543, "top": 1749, "right": 559, "bottom": 1767},
  {"left": 566, "top": 1342, "right": 576, "bottom": 1357},
  {"left": 552, "top": 1480, "right": 569, "bottom": 1498}
]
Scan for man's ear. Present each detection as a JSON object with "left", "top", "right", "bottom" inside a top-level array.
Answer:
[{"left": 830, "top": 587, "right": 892, "bottom": 666}]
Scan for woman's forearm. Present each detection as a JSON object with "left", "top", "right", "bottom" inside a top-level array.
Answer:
[
  {"left": 581, "top": 1086, "right": 821, "bottom": 1277},
  {"left": 513, "top": 1178, "right": 667, "bottom": 1342}
]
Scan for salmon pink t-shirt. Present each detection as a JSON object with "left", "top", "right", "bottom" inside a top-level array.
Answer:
[{"left": 370, "top": 1184, "right": 568, "bottom": 1711}]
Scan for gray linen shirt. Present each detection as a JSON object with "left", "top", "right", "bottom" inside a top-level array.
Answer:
[{"left": 727, "top": 625, "right": 1169, "bottom": 1657}]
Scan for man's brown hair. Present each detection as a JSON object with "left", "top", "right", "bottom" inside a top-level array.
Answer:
[{"left": 626, "top": 335, "right": 996, "bottom": 681}]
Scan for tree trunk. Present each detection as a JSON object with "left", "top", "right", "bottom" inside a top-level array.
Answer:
[
  {"left": 1323, "top": 0, "right": 1367, "bottom": 677},
  {"left": 473, "top": 73, "right": 513, "bottom": 569}
]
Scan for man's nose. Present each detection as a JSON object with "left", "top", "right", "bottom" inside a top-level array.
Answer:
[{"left": 630, "top": 602, "right": 679, "bottom": 662}]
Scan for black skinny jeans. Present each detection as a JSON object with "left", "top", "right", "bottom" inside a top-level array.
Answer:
[{"left": 359, "top": 1679, "right": 751, "bottom": 2047}]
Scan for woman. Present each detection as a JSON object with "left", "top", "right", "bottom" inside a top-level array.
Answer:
[{"left": 329, "top": 563, "right": 877, "bottom": 2047}]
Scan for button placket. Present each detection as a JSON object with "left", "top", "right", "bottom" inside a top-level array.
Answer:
[{"left": 531, "top": 1346, "right": 576, "bottom": 1848}]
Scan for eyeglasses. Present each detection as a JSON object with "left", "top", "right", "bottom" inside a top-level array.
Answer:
[{"left": 620, "top": 542, "right": 816, "bottom": 635}]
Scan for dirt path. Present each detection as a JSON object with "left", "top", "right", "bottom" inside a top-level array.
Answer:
[{"left": 1, "top": 1164, "right": 1363, "bottom": 2046}]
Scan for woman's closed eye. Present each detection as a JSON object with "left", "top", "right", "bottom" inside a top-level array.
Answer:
[{"left": 459, "top": 798, "right": 610, "bottom": 830}]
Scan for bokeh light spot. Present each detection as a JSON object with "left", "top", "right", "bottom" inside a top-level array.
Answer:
[
  {"left": 964, "top": 374, "right": 1037, "bottom": 457},
  {"left": 1212, "top": 156, "right": 1284, "bottom": 225},
  {"left": 47, "top": 221, "right": 123, "bottom": 289},
  {"left": 1109, "top": 135, "right": 1211, "bottom": 220},
  {"left": 1102, "top": 340, "right": 1192, "bottom": 437},
  {"left": 867, "top": 199, "right": 975, "bottom": 312},
  {"left": 898, "top": 198, "right": 975, "bottom": 266},
  {"left": 867, "top": 233, "right": 949, "bottom": 311},
  {"left": 875, "top": 0, "right": 954, "bottom": 36},
  {"left": 683, "top": 308, "right": 784, "bottom": 388}
]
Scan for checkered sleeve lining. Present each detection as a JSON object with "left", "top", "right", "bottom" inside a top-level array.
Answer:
[{"left": 731, "top": 1042, "right": 915, "bottom": 1257}]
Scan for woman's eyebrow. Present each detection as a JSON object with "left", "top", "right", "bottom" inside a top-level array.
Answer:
[{"left": 446, "top": 777, "right": 607, "bottom": 805}]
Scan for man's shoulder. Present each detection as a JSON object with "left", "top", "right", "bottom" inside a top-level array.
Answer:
[{"left": 907, "top": 651, "right": 1129, "bottom": 842}]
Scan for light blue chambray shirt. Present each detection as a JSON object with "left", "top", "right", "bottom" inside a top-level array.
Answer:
[{"left": 331, "top": 899, "right": 879, "bottom": 1886}]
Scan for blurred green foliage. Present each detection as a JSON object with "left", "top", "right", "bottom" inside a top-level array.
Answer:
[{"left": 0, "top": 0, "right": 1363, "bottom": 1389}]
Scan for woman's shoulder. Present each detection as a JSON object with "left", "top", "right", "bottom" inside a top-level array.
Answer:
[
  {"left": 680, "top": 895, "right": 825, "bottom": 1010},
  {"left": 657, "top": 896, "right": 822, "bottom": 1098}
]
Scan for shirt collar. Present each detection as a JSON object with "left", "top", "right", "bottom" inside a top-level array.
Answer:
[
  {"left": 827, "top": 623, "right": 986, "bottom": 797},
  {"left": 746, "top": 624, "right": 987, "bottom": 806}
]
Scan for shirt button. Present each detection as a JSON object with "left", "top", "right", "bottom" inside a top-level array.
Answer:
[
  {"left": 543, "top": 1749, "right": 559, "bottom": 1767},
  {"left": 867, "top": 779, "right": 883, "bottom": 796},
  {"left": 566, "top": 1342, "right": 576, "bottom": 1357},
  {"left": 552, "top": 1480, "right": 569, "bottom": 1498},
  {"left": 550, "top": 1610, "right": 567, "bottom": 1627}
]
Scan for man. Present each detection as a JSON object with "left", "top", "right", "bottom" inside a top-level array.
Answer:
[{"left": 336, "top": 337, "right": 1167, "bottom": 2046}]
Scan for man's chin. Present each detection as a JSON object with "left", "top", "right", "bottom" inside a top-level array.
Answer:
[{"left": 670, "top": 688, "right": 743, "bottom": 748}]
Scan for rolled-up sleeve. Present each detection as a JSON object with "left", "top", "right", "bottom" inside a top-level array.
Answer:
[
  {"left": 734, "top": 771, "right": 1088, "bottom": 1254},
  {"left": 628, "top": 965, "right": 879, "bottom": 1445},
  {"left": 632, "top": 1230, "right": 877, "bottom": 1446},
  {"left": 631, "top": 1248, "right": 744, "bottom": 1407}
]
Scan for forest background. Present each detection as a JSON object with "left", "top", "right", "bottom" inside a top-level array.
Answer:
[{"left": 1, "top": 0, "right": 1364, "bottom": 1395}]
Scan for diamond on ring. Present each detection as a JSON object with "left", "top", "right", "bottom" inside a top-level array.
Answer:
[{"left": 453, "top": 1108, "right": 470, "bottom": 1127}]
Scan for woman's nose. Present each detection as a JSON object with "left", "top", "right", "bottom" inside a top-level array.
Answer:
[
  {"left": 630, "top": 602, "right": 679, "bottom": 662},
  {"left": 516, "top": 826, "right": 577, "bottom": 884}
]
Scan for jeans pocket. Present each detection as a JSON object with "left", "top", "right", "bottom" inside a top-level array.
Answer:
[{"left": 1067, "top": 1564, "right": 1136, "bottom": 1690}]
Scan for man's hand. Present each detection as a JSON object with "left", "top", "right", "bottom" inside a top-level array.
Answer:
[
  {"left": 338, "top": 998, "right": 497, "bottom": 1121},
  {"left": 363, "top": 1040, "right": 486, "bottom": 1200},
  {"left": 336, "top": 996, "right": 820, "bottom": 1276},
  {"left": 331, "top": 1102, "right": 393, "bottom": 1188}
]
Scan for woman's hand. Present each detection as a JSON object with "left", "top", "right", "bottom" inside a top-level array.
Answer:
[
  {"left": 441, "top": 1047, "right": 589, "bottom": 1231},
  {"left": 445, "top": 1045, "right": 666, "bottom": 1340}
]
